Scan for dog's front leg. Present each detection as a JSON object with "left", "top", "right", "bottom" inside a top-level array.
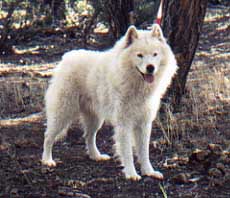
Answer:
[
  {"left": 134, "top": 122, "right": 164, "bottom": 180},
  {"left": 114, "top": 125, "right": 141, "bottom": 181}
]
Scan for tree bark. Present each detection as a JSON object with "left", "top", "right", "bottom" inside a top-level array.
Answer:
[
  {"left": 44, "top": 0, "right": 66, "bottom": 22},
  {"left": 107, "top": 0, "right": 134, "bottom": 39},
  {"left": 162, "top": 0, "right": 208, "bottom": 107}
]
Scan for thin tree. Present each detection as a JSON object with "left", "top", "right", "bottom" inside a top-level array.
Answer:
[
  {"left": 90, "top": 0, "right": 134, "bottom": 39},
  {"left": 107, "top": 0, "right": 134, "bottom": 39},
  {"left": 43, "top": 0, "right": 66, "bottom": 23},
  {"left": 0, "top": 0, "right": 22, "bottom": 54}
]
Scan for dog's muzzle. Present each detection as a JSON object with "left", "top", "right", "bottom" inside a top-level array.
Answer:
[{"left": 136, "top": 67, "right": 154, "bottom": 83}]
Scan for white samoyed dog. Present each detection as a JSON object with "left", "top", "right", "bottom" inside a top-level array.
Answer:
[{"left": 42, "top": 24, "right": 178, "bottom": 181}]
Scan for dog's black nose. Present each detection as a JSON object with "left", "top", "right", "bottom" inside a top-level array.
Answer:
[{"left": 146, "top": 64, "right": 155, "bottom": 74}]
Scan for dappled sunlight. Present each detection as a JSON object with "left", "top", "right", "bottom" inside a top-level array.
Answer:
[
  {"left": 216, "top": 23, "right": 230, "bottom": 31},
  {"left": 14, "top": 46, "right": 44, "bottom": 55},
  {"left": 205, "top": 5, "right": 230, "bottom": 22},
  {"left": 0, "top": 112, "right": 44, "bottom": 127},
  {"left": 0, "top": 63, "right": 54, "bottom": 76}
]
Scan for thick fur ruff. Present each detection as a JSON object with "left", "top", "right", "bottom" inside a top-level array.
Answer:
[{"left": 42, "top": 24, "right": 178, "bottom": 180}]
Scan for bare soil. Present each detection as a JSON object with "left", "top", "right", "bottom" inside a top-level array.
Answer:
[{"left": 0, "top": 5, "right": 230, "bottom": 198}]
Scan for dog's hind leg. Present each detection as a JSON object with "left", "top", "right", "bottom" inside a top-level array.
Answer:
[
  {"left": 81, "top": 113, "right": 110, "bottom": 161},
  {"left": 42, "top": 116, "right": 71, "bottom": 167}
]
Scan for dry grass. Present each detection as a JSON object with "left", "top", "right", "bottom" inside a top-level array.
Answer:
[{"left": 0, "top": 64, "right": 54, "bottom": 119}]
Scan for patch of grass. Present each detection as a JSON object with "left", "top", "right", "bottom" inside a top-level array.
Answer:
[{"left": 159, "top": 183, "right": 168, "bottom": 198}]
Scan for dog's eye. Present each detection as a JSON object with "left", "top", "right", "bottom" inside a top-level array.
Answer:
[
  {"left": 137, "top": 53, "right": 143, "bottom": 58},
  {"left": 153, "top": 52, "right": 158, "bottom": 57}
]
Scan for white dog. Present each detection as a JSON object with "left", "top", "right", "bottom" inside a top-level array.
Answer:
[{"left": 42, "top": 24, "right": 177, "bottom": 181}]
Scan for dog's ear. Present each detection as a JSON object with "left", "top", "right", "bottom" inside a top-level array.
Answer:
[
  {"left": 125, "top": 25, "right": 138, "bottom": 48},
  {"left": 151, "top": 24, "right": 164, "bottom": 41}
]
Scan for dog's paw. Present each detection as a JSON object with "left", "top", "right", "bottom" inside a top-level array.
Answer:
[
  {"left": 90, "top": 154, "right": 111, "bottom": 161},
  {"left": 144, "top": 170, "right": 164, "bottom": 180},
  {"left": 41, "top": 159, "right": 57, "bottom": 167},
  {"left": 125, "top": 173, "right": 142, "bottom": 181},
  {"left": 123, "top": 168, "right": 141, "bottom": 181}
]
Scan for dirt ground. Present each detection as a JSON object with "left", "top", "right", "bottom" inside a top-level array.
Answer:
[{"left": 0, "top": 5, "right": 230, "bottom": 198}]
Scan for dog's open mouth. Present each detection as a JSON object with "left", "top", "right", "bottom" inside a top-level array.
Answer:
[
  {"left": 136, "top": 68, "right": 154, "bottom": 83},
  {"left": 142, "top": 73, "right": 154, "bottom": 83}
]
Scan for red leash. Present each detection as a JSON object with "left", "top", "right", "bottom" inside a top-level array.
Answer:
[{"left": 155, "top": 0, "right": 163, "bottom": 25}]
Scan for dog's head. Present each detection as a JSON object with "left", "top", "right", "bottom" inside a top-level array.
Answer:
[{"left": 120, "top": 24, "right": 168, "bottom": 83}]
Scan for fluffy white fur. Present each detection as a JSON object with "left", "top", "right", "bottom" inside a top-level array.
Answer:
[{"left": 42, "top": 24, "right": 178, "bottom": 181}]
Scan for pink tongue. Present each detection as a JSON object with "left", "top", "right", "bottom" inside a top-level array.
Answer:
[{"left": 143, "top": 74, "right": 154, "bottom": 83}]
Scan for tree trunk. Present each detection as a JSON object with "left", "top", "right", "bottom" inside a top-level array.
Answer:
[
  {"left": 107, "top": 0, "right": 134, "bottom": 39},
  {"left": 162, "top": 0, "right": 208, "bottom": 107},
  {"left": 0, "top": 0, "right": 21, "bottom": 55},
  {"left": 44, "top": 0, "right": 66, "bottom": 22}
]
